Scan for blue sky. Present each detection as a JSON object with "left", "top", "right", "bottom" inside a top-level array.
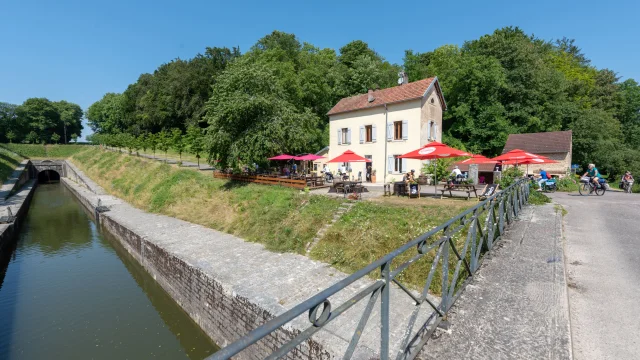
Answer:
[{"left": 2, "top": 0, "right": 639, "bottom": 139}]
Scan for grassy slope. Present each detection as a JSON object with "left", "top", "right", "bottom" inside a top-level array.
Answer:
[
  {"left": 71, "top": 148, "right": 343, "bottom": 253},
  {"left": 0, "top": 143, "right": 91, "bottom": 159},
  {"left": 310, "top": 197, "right": 474, "bottom": 292},
  {"left": 0, "top": 147, "right": 24, "bottom": 183}
]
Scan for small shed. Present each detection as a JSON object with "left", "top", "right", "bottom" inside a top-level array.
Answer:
[{"left": 502, "top": 130, "right": 572, "bottom": 176}]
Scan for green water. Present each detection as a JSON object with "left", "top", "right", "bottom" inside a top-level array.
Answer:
[{"left": 0, "top": 184, "right": 218, "bottom": 359}]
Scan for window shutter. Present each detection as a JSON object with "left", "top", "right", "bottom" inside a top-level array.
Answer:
[
  {"left": 372, "top": 125, "right": 377, "bottom": 142},
  {"left": 388, "top": 156, "right": 394, "bottom": 173},
  {"left": 402, "top": 120, "right": 408, "bottom": 140},
  {"left": 347, "top": 128, "right": 351, "bottom": 144},
  {"left": 435, "top": 123, "right": 439, "bottom": 141},
  {"left": 427, "top": 121, "right": 431, "bottom": 141},
  {"left": 337, "top": 129, "right": 341, "bottom": 145},
  {"left": 402, "top": 158, "right": 407, "bottom": 173},
  {"left": 387, "top": 123, "right": 393, "bottom": 141},
  {"left": 359, "top": 125, "right": 364, "bottom": 144}
]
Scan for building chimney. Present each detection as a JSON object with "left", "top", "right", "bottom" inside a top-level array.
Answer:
[
  {"left": 368, "top": 89, "right": 375, "bottom": 102},
  {"left": 402, "top": 72, "right": 409, "bottom": 85}
]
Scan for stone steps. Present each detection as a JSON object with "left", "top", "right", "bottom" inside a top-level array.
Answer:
[{"left": 305, "top": 201, "right": 355, "bottom": 254}]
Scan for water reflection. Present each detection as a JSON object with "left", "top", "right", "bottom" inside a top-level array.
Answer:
[{"left": 0, "top": 184, "right": 218, "bottom": 359}]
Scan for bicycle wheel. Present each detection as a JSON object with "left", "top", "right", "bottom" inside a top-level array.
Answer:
[
  {"left": 548, "top": 185, "right": 557, "bottom": 193},
  {"left": 578, "top": 183, "right": 590, "bottom": 196},
  {"left": 595, "top": 186, "right": 606, "bottom": 196}
]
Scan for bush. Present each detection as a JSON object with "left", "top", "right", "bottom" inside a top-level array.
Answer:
[
  {"left": 529, "top": 189, "right": 551, "bottom": 205},
  {"left": 556, "top": 177, "right": 578, "bottom": 192},
  {"left": 497, "top": 167, "right": 523, "bottom": 188}
]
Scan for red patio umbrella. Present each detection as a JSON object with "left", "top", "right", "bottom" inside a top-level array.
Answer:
[
  {"left": 459, "top": 154, "right": 497, "bottom": 165},
  {"left": 268, "top": 154, "right": 295, "bottom": 160},
  {"left": 294, "top": 154, "right": 325, "bottom": 161},
  {"left": 327, "top": 150, "right": 371, "bottom": 163},
  {"left": 399, "top": 142, "right": 470, "bottom": 196},
  {"left": 490, "top": 149, "right": 540, "bottom": 162},
  {"left": 327, "top": 150, "right": 370, "bottom": 180}
]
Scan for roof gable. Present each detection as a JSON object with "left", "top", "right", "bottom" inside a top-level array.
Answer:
[
  {"left": 502, "top": 131, "right": 572, "bottom": 154},
  {"left": 327, "top": 77, "right": 446, "bottom": 116}
]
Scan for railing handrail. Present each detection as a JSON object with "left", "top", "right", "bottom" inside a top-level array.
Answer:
[{"left": 208, "top": 178, "right": 530, "bottom": 360}]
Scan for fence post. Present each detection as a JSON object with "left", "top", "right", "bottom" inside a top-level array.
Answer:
[
  {"left": 441, "top": 232, "right": 450, "bottom": 313},
  {"left": 380, "top": 261, "right": 390, "bottom": 360}
]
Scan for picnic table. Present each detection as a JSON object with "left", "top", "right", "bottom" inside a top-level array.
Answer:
[
  {"left": 334, "top": 181, "right": 365, "bottom": 199},
  {"left": 438, "top": 183, "right": 479, "bottom": 200}
]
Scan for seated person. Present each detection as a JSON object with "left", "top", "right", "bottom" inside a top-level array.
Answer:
[
  {"left": 537, "top": 169, "right": 548, "bottom": 189},
  {"left": 621, "top": 171, "right": 634, "bottom": 187},
  {"left": 450, "top": 166, "right": 462, "bottom": 184},
  {"left": 403, "top": 169, "right": 416, "bottom": 184}
]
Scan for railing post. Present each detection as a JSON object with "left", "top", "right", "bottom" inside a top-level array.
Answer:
[
  {"left": 441, "top": 234, "right": 450, "bottom": 312},
  {"left": 380, "top": 261, "right": 390, "bottom": 360}
]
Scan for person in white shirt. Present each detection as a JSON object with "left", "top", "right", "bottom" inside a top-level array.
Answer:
[{"left": 451, "top": 166, "right": 462, "bottom": 177}]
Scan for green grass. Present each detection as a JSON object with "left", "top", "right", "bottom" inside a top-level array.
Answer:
[
  {"left": 71, "top": 148, "right": 343, "bottom": 254},
  {"left": 0, "top": 143, "right": 92, "bottom": 159},
  {"left": 310, "top": 198, "right": 474, "bottom": 293},
  {"left": 529, "top": 189, "right": 551, "bottom": 205},
  {"left": 0, "top": 147, "right": 24, "bottom": 184}
]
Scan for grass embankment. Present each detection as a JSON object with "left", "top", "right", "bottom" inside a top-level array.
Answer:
[
  {"left": 310, "top": 197, "right": 474, "bottom": 292},
  {"left": 73, "top": 148, "right": 482, "bottom": 295},
  {"left": 71, "top": 148, "right": 343, "bottom": 253},
  {"left": 0, "top": 147, "right": 24, "bottom": 183},
  {"left": 0, "top": 143, "right": 91, "bottom": 159}
]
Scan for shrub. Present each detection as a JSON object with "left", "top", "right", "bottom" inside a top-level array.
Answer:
[{"left": 556, "top": 177, "right": 578, "bottom": 192}]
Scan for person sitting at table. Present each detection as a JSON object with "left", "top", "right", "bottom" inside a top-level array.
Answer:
[
  {"left": 403, "top": 169, "right": 416, "bottom": 183},
  {"left": 284, "top": 167, "right": 290, "bottom": 177},
  {"left": 450, "top": 166, "right": 462, "bottom": 184}
]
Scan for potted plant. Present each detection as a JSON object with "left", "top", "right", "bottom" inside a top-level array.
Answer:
[{"left": 371, "top": 169, "right": 377, "bottom": 183}]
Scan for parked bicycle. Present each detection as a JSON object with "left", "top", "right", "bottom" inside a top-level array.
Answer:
[{"left": 578, "top": 176, "right": 606, "bottom": 196}]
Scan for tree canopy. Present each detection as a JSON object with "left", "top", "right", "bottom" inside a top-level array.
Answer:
[
  {"left": 0, "top": 98, "right": 83, "bottom": 144},
  {"left": 83, "top": 28, "right": 640, "bottom": 178}
]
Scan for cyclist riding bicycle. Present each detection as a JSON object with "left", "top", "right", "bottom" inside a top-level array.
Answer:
[{"left": 582, "top": 163, "right": 602, "bottom": 189}]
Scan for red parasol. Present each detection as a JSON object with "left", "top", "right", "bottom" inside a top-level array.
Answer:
[
  {"left": 294, "top": 154, "right": 325, "bottom": 161},
  {"left": 399, "top": 142, "right": 469, "bottom": 197},
  {"left": 490, "top": 149, "right": 540, "bottom": 162},
  {"left": 327, "top": 150, "right": 371, "bottom": 163},
  {"left": 398, "top": 141, "right": 469, "bottom": 160},
  {"left": 458, "top": 154, "right": 497, "bottom": 165},
  {"left": 268, "top": 154, "right": 295, "bottom": 161}
]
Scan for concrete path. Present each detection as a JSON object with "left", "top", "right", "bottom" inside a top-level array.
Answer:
[
  {"left": 423, "top": 203, "right": 572, "bottom": 360},
  {"left": 549, "top": 192, "right": 640, "bottom": 360}
]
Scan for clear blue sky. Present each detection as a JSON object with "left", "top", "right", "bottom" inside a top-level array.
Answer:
[{"left": 2, "top": 0, "right": 639, "bottom": 139}]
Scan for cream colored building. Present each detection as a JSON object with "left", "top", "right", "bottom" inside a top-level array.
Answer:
[{"left": 326, "top": 76, "right": 446, "bottom": 183}]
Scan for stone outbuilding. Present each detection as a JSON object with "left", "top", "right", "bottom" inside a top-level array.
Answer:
[{"left": 502, "top": 130, "right": 573, "bottom": 176}]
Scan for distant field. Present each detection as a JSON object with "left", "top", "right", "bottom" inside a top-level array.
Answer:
[
  {"left": 0, "top": 147, "right": 24, "bottom": 184},
  {"left": 0, "top": 143, "right": 92, "bottom": 159}
]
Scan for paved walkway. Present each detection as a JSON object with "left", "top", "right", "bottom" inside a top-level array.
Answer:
[
  {"left": 550, "top": 192, "right": 640, "bottom": 360},
  {"left": 423, "top": 203, "right": 572, "bottom": 360}
]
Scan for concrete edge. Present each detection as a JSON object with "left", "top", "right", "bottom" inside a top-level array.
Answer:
[
  {"left": 555, "top": 202, "right": 575, "bottom": 360},
  {"left": 0, "top": 160, "right": 32, "bottom": 200}
]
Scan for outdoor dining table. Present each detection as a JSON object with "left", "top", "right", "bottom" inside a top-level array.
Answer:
[{"left": 342, "top": 181, "right": 365, "bottom": 199}]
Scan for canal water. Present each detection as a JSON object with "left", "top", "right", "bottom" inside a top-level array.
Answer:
[{"left": 0, "top": 184, "right": 218, "bottom": 359}]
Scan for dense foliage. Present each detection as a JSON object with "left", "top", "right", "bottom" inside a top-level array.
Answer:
[
  {"left": 85, "top": 28, "right": 640, "bottom": 177},
  {"left": 0, "top": 99, "right": 83, "bottom": 144},
  {"left": 405, "top": 28, "right": 640, "bottom": 177}
]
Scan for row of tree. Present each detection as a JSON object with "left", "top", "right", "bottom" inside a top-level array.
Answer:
[
  {"left": 86, "top": 28, "right": 640, "bottom": 178},
  {"left": 0, "top": 98, "right": 83, "bottom": 144},
  {"left": 88, "top": 125, "right": 206, "bottom": 165}
]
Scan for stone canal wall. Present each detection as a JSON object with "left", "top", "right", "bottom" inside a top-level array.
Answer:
[
  {"left": 0, "top": 160, "right": 37, "bottom": 251},
  {"left": 60, "top": 160, "right": 437, "bottom": 360}
]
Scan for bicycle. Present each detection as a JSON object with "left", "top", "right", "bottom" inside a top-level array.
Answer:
[
  {"left": 578, "top": 177, "right": 606, "bottom": 196},
  {"left": 622, "top": 180, "right": 634, "bottom": 193}
]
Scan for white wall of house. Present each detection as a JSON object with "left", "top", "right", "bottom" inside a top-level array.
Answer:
[{"left": 327, "top": 88, "right": 443, "bottom": 183}]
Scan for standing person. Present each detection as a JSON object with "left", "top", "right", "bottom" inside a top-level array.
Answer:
[
  {"left": 538, "top": 169, "right": 548, "bottom": 190},
  {"left": 366, "top": 165, "right": 372, "bottom": 182},
  {"left": 292, "top": 162, "right": 297, "bottom": 175},
  {"left": 582, "top": 164, "right": 601, "bottom": 189}
]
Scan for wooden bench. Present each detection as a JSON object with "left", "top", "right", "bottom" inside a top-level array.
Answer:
[{"left": 438, "top": 183, "right": 479, "bottom": 200}]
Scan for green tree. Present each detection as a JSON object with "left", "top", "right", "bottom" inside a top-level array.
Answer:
[
  {"left": 70, "top": 133, "right": 78, "bottom": 143},
  {"left": 186, "top": 125, "right": 204, "bottom": 167},
  {"left": 157, "top": 130, "right": 171, "bottom": 161},
  {"left": 148, "top": 132, "right": 159, "bottom": 158},
  {"left": 6, "top": 131, "right": 16, "bottom": 143},
  {"left": 25, "top": 131, "right": 39, "bottom": 144},
  {"left": 55, "top": 100, "right": 83, "bottom": 144},
  {"left": 51, "top": 132, "right": 61, "bottom": 144},
  {"left": 170, "top": 128, "right": 185, "bottom": 161}
]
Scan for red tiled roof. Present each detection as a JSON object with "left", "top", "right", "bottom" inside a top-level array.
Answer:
[
  {"left": 327, "top": 77, "right": 446, "bottom": 116},
  {"left": 502, "top": 131, "right": 572, "bottom": 154}
]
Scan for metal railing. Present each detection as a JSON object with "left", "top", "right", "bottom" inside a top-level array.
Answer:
[{"left": 207, "top": 178, "right": 530, "bottom": 360}]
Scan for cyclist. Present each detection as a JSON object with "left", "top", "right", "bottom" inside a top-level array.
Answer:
[
  {"left": 582, "top": 164, "right": 601, "bottom": 189},
  {"left": 621, "top": 171, "right": 634, "bottom": 191}
]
